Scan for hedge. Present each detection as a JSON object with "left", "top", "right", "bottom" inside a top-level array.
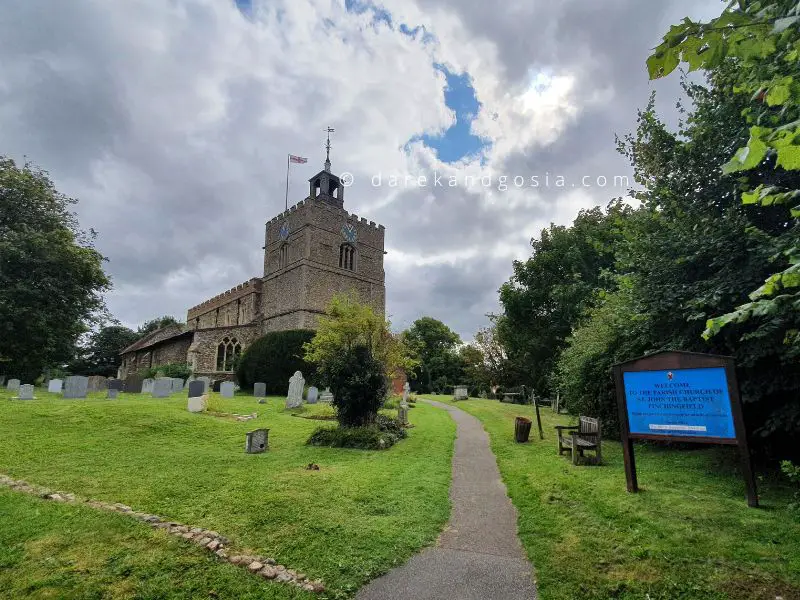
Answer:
[{"left": 235, "top": 329, "right": 316, "bottom": 394}]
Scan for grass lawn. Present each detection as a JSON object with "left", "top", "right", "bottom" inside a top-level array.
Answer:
[
  {"left": 0, "top": 390, "right": 455, "bottom": 599},
  {"left": 425, "top": 395, "right": 800, "bottom": 600}
]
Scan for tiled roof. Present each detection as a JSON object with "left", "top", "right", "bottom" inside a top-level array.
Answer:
[{"left": 119, "top": 324, "right": 192, "bottom": 355}]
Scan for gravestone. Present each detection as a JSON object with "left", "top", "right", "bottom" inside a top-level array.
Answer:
[
  {"left": 253, "top": 382, "right": 266, "bottom": 398},
  {"left": 151, "top": 377, "right": 172, "bottom": 398},
  {"left": 188, "top": 394, "right": 207, "bottom": 413},
  {"left": 402, "top": 381, "right": 410, "bottom": 403},
  {"left": 197, "top": 377, "right": 211, "bottom": 393},
  {"left": 171, "top": 378, "right": 184, "bottom": 394},
  {"left": 307, "top": 386, "right": 319, "bottom": 404},
  {"left": 188, "top": 380, "right": 205, "bottom": 398},
  {"left": 142, "top": 378, "right": 155, "bottom": 394},
  {"left": 124, "top": 374, "right": 144, "bottom": 393},
  {"left": 220, "top": 381, "right": 235, "bottom": 398},
  {"left": 107, "top": 379, "right": 124, "bottom": 392},
  {"left": 245, "top": 428, "right": 269, "bottom": 453},
  {"left": 0, "top": 375, "right": 5, "bottom": 386},
  {"left": 17, "top": 384, "right": 35, "bottom": 400},
  {"left": 398, "top": 404, "right": 409, "bottom": 426},
  {"left": 320, "top": 387, "right": 333, "bottom": 403},
  {"left": 7, "top": 379, "right": 20, "bottom": 392},
  {"left": 48, "top": 379, "right": 63, "bottom": 394},
  {"left": 286, "top": 371, "right": 305, "bottom": 409},
  {"left": 63, "top": 376, "right": 88, "bottom": 399},
  {"left": 212, "top": 380, "right": 222, "bottom": 393},
  {"left": 87, "top": 375, "right": 107, "bottom": 393},
  {"left": 107, "top": 389, "right": 119, "bottom": 399},
  {"left": 453, "top": 385, "right": 468, "bottom": 401}
]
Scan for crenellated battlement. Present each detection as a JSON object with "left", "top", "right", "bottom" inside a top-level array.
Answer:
[
  {"left": 266, "top": 197, "right": 385, "bottom": 231},
  {"left": 187, "top": 277, "right": 262, "bottom": 319}
]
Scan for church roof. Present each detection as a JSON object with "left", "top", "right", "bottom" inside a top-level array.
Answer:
[{"left": 120, "top": 324, "right": 192, "bottom": 355}]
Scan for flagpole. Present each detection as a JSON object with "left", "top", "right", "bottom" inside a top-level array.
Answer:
[{"left": 284, "top": 153, "right": 290, "bottom": 211}]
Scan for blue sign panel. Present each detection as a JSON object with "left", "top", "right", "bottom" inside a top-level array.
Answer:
[{"left": 623, "top": 367, "right": 735, "bottom": 439}]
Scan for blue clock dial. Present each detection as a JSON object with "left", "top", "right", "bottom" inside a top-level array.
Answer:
[
  {"left": 342, "top": 223, "right": 357, "bottom": 243},
  {"left": 279, "top": 222, "right": 290, "bottom": 241}
]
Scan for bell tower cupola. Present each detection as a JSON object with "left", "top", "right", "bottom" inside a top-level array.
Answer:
[{"left": 308, "top": 126, "right": 344, "bottom": 208}]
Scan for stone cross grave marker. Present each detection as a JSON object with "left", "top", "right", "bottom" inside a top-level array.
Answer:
[
  {"left": 152, "top": 378, "right": 172, "bottom": 398},
  {"left": 307, "top": 386, "right": 319, "bottom": 404},
  {"left": 188, "top": 380, "right": 205, "bottom": 398},
  {"left": 320, "top": 387, "right": 334, "bottom": 403},
  {"left": 253, "top": 382, "right": 266, "bottom": 398},
  {"left": 245, "top": 428, "right": 269, "bottom": 453},
  {"left": 142, "top": 378, "right": 155, "bottom": 394},
  {"left": 7, "top": 379, "right": 20, "bottom": 392},
  {"left": 87, "top": 375, "right": 107, "bottom": 393},
  {"left": 286, "top": 371, "right": 305, "bottom": 409},
  {"left": 220, "top": 381, "right": 235, "bottom": 398},
  {"left": 188, "top": 395, "right": 207, "bottom": 413},
  {"left": 48, "top": 379, "right": 63, "bottom": 394},
  {"left": 63, "top": 376, "right": 88, "bottom": 399},
  {"left": 123, "top": 374, "right": 143, "bottom": 393},
  {"left": 17, "top": 384, "right": 35, "bottom": 400},
  {"left": 171, "top": 378, "right": 184, "bottom": 394}
]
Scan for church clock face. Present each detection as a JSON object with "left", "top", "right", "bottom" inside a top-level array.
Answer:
[
  {"left": 342, "top": 223, "right": 357, "bottom": 243},
  {"left": 279, "top": 222, "right": 290, "bottom": 241}
]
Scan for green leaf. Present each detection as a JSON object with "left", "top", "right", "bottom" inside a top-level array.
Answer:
[
  {"left": 766, "top": 83, "right": 791, "bottom": 106},
  {"left": 776, "top": 144, "right": 800, "bottom": 170},
  {"left": 722, "top": 132, "right": 768, "bottom": 173}
]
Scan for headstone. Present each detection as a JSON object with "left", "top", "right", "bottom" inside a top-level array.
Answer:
[
  {"left": 398, "top": 405, "right": 409, "bottom": 426},
  {"left": 107, "top": 389, "right": 119, "bottom": 399},
  {"left": 188, "top": 380, "right": 205, "bottom": 398},
  {"left": 307, "top": 386, "right": 319, "bottom": 404},
  {"left": 63, "top": 376, "right": 88, "bottom": 399},
  {"left": 319, "top": 387, "right": 334, "bottom": 403},
  {"left": 0, "top": 375, "right": 5, "bottom": 386},
  {"left": 188, "top": 394, "right": 207, "bottom": 413},
  {"left": 220, "top": 381, "right": 235, "bottom": 398},
  {"left": 107, "top": 379, "right": 124, "bottom": 391},
  {"left": 87, "top": 375, "right": 107, "bottom": 393},
  {"left": 171, "top": 378, "right": 184, "bottom": 394},
  {"left": 286, "top": 371, "right": 305, "bottom": 408},
  {"left": 142, "top": 378, "right": 155, "bottom": 394},
  {"left": 7, "top": 379, "right": 20, "bottom": 392},
  {"left": 124, "top": 374, "right": 144, "bottom": 393},
  {"left": 151, "top": 377, "right": 172, "bottom": 398},
  {"left": 245, "top": 428, "right": 269, "bottom": 453},
  {"left": 402, "top": 381, "right": 410, "bottom": 403},
  {"left": 253, "top": 382, "right": 267, "bottom": 398},
  {"left": 48, "top": 379, "right": 63, "bottom": 394},
  {"left": 197, "top": 377, "right": 211, "bottom": 393},
  {"left": 17, "top": 384, "right": 35, "bottom": 400},
  {"left": 453, "top": 385, "right": 468, "bottom": 401}
]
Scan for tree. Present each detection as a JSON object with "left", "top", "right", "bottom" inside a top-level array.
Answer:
[
  {"left": 401, "top": 317, "right": 462, "bottom": 392},
  {"left": 71, "top": 324, "right": 139, "bottom": 376},
  {"left": 137, "top": 316, "right": 182, "bottom": 338},
  {"left": 0, "top": 157, "right": 110, "bottom": 381},
  {"left": 236, "top": 329, "right": 316, "bottom": 393}
]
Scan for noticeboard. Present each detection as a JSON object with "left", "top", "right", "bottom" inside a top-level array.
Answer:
[{"left": 613, "top": 351, "right": 757, "bottom": 507}]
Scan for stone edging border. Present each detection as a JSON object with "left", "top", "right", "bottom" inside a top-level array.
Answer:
[{"left": 0, "top": 474, "right": 325, "bottom": 594}]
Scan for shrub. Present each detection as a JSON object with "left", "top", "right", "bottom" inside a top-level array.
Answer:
[
  {"left": 235, "top": 329, "right": 316, "bottom": 394},
  {"left": 782, "top": 460, "right": 800, "bottom": 512},
  {"left": 325, "top": 344, "right": 388, "bottom": 427},
  {"left": 143, "top": 363, "right": 192, "bottom": 380},
  {"left": 307, "top": 416, "right": 407, "bottom": 450}
]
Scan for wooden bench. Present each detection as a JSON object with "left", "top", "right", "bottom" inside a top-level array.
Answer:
[{"left": 555, "top": 416, "right": 602, "bottom": 465}]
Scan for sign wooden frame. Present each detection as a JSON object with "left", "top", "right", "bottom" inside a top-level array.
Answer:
[{"left": 612, "top": 350, "right": 758, "bottom": 507}]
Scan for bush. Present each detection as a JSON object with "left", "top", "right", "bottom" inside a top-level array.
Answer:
[
  {"left": 143, "top": 363, "right": 192, "bottom": 380},
  {"left": 782, "top": 460, "right": 800, "bottom": 512},
  {"left": 326, "top": 344, "right": 388, "bottom": 427},
  {"left": 307, "top": 416, "right": 407, "bottom": 450},
  {"left": 235, "top": 330, "right": 316, "bottom": 394}
]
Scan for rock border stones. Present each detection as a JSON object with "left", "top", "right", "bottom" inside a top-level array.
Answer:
[{"left": 0, "top": 473, "right": 325, "bottom": 594}]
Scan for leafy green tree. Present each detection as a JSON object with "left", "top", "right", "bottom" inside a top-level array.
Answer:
[
  {"left": 401, "top": 317, "right": 462, "bottom": 392},
  {"left": 137, "top": 316, "right": 182, "bottom": 338},
  {"left": 236, "top": 329, "right": 316, "bottom": 393},
  {"left": 71, "top": 324, "right": 139, "bottom": 376},
  {"left": 0, "top": 157, "right": 110, "bottom": 381}
]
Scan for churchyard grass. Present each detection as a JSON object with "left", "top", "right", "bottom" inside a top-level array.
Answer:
[
  {"left": 0, "top": 389, "right": 455, "bottom": 599},
  {"left": 425, "top": 395, "right": 800, "bottom": 600}
]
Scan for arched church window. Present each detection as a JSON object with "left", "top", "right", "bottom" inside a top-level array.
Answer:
[
  {"left": 339, "top": 243, "right": 355, "bottom": 271},
  {"left": 279, "top": 243, "right": 289, "bottom": 269},
  {"left": 216, "top": 336, "right": 242, "bottom": 372}
]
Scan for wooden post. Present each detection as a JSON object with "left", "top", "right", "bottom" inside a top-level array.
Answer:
[{"left": 532, "top": 393, "right": 544, "bottom": 440}]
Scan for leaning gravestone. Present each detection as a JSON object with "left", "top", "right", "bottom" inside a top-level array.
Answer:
[
  {"left": 142, "top": 378, "right": 155, "bottom": 394},
  {"left": 253, "top": 382, "right": 266, "bottom": 398},
  {"left": 87, "top": 375, "right": 107, "bottom": 393},
  {"left": 220, "top": 381, "right": 235, "bottom": 398},
  {"left": 319, "top": 387, "right": 333, "bottom": 403},
  {"left": 188, "top": 380, "right": 205, "bottom": 398},
  {"left": 188, "top": 394, "right": 207, "bottom": 413},
  {"left": 48, "top": 379, "right": 63, "bottom": 393},
  {"left": 124, "top": 374, "right": 144, "bottom": 393},
  {"left": 63, "top": 376, "right": 88, "bottom": 399},
  {"left": 286, "top": 371, "right": 305, "bottom": 409},
  {"left": 307, "top": 386, "right": 319, "bottom": 404},
  {"left": 107, "top": 389, "right": 119, "bottom": 399},
  {"left": 7, "top": 379, "right": 20, "bottom": 392},
  {"left": 151, "top": 378, "right": 172, "bottom": 398},
  {"left": 245, "top": 428, "right": 269, "bottom": 453},
  {"left": 17, "top": 384, "right": 35, "bottom": 400},
  {"left": 171, "top": 378, "right": 184, "bottom": 394}
]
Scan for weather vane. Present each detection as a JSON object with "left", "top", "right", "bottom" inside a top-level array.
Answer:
[{"left": 324, "top": 126, "right": 334, "bottom": 172}]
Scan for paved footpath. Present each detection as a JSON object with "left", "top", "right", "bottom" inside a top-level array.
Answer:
[{"left": 356, "top": 399, "right": 538, "bottom": 600}]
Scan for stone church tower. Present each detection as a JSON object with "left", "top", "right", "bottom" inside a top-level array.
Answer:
[{"left": 119, "top": 150, "right": 386, "bottom": 380}]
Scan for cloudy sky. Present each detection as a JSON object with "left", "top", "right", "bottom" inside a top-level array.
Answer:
[{"left": 1, "top": 0, "right": 722, "bottom": 339}]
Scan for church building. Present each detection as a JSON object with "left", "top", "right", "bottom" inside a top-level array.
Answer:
[{"left": 119, "top": 149, "right": 386, "bottom": 380}]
